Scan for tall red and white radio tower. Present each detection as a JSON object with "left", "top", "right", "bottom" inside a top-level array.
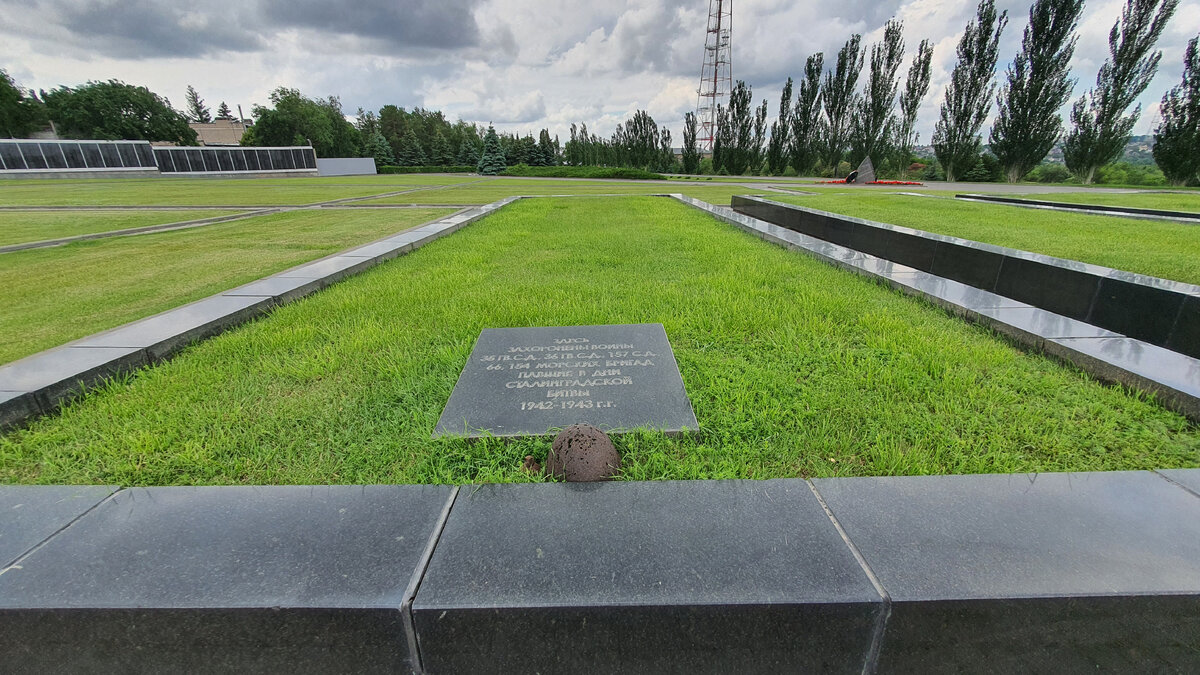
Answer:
[{"left": 695, "top": 0, "right": 732, "bottom": 152}]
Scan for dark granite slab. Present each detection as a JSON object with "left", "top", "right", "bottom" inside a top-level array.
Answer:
[
  {"left": 1166, "top": 295, "right": 1200, "bottom": 357},
  {"left": 75, "top": 295, "right": 272, "bottom": 360},
  {"left": 1045, "top": 336, "right": 1200, "bottom": 417},
  {"left": 929, "top": 240, "right": 1005, "bottom": 289},
  {"left": 1089, "top": 277, "right": 1186, "bottom": 345},
  {"left": 971, "top": 306, "right": 1119, "bottom": 345},
  {"left": 413, "top": 480, "right": 882, "bottom": 673},
  {"left": 812, "top": 472, "right": 1200, "bottom": 672},
  {"left": 0, "top": 346, "right": 146, "bottom": 407},
  {"left": 434, "top": 323, "right": 698, "bottom": 438},
  {"left": 889, "top": 272, "right": 1029, "bottom": 313},
  {"left": 0, "top": 485, "right": 455, "bottom": 673},
  {"left": 0, "top": 485, "right": 116, "bottom": 567},
  {"left": 956, "top": 193, "right": 1200, "bottom": 222},
  {"left": 0, "top": 391, "right": 38, "bottom": 429},
  {"left": 1158, "top": 468, "right": 1200, "bottom": 497},
  {"left": 992, "top": 256, "right": 1100, "bottom": 320}
]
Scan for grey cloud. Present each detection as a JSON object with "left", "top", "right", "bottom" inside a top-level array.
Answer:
[
  {"left": 259, "top": 0, "right": 482, "bottom": 51},
  {"left": 38, "top": 0, "right": 265, "bottom": 58}
]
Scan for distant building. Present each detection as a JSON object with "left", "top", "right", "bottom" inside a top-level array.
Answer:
[{"left": 188, "top": 119, "right": 249, "bottom": 146}]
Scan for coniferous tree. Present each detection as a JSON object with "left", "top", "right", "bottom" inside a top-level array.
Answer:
[
  {"left": 537, "top": 128, "right": 556, "bottom": 166},
  {"left": 396, "top": 127, "right": 428, "bottom": 166},
  {"left": 185, "top": 85, "right": 211, "bottom": 123},
  {"left": 766, "top": 78, "right": 793, "bottom": 175},
  {"left": 431, "top": 131, "right": 453, "bottom": 165},
  {"left": 216, "top": 101, "right": 233, "bottom": 120},
  {"left": 365, "top": 130, "right": 395, "bottom": 166},
  {"left": 456, "top": 139, "right": 480, "bottom": 166},
  {"left": 850, "top": 19, "right": 906, "bottom": 168},
  {"left": 477, "top": 125, "right": 506, "bottom": 174},
  {"left": 751, "top": 98, "right": 768, "bottom": 173},
  {"left": 1063, "top": 0, "right": 1179, "bottom": 183},
  {"left": 681, "top": 112, "right": 700, "bottom": 174},
  {"left": 1153, "top": 35, "right": 1200, "bottom": 185},
  {"left": 790, "top": 54, "right": 824, "bottom": 175},
  {"left": 933, "top": 0, "right": 1008, "bottom": 181},
  {"left": 821, "top": 35, "right": 865, "bottom": 173},
  {"left": 895, "top": 40, "right": 934, "bottom": 174},
  {"left": 991, "top": 0, "right": 1085, "bottom": 182}
]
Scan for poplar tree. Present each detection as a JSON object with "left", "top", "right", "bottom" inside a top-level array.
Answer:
[
  {"left": 789, "top": 54, "right": 824, "bottom": 175},
  {"left": 765, "top": 78, "right": 793, "bottom": 175},
  {"left": 1153, "top": 35, "right": 1200, "bottom": 185},
  {"left": 933, "top": 0, "right": 1007, "bottom": 181},
  {"left": 895, "top": 40, "right": 934, "bottom": 173},
  {"left": 821, "top": 35, "right": 865, "bottom": 172},
  {"left": 991, "top": 0, "right": 1085, "bottom": 182},
  {"left": 1063, "top": 0, "right": 1179, "bottom": 183},
  {"left": 751, "top": 98, "right": 768, "bottom": 173},
  {"left": 185, "top": 85, "right": 211, "bottom": 123},
  {"left": 476, "top": 125, "right": 506, "bottom": 175},
  {"left": 723, "top": 81, "right": 754, "bottom": 175},
  {"left": 850, "top": 19, "right": 906, "bottom": 168},
  {"left": 681, "top": 112, "right": 700, "bottom": 174}
]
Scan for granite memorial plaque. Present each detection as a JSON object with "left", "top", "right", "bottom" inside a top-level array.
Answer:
[{"left": 434, "top": 323, "right": 697, "bottom": 438}]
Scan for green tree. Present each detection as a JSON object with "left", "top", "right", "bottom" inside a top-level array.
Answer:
[
  {"left": 364, "top": 130, "right": 395, "bottom": 167},
  {"left": 850, "top": 19, "right": 906, "bottom": 167},
  {"left": 1063, "top": 0, "right": 1179, "bottom": 183},
  {"left": 751, "top": 97, "right": 768, "bottom": 173},
  {"left": 681, "top": 112, "right": 700, "bottom": 174},
  {"left": 185, "top": 85, "right": 211, "bottom": 123},
  {"left": 477, "top": 125, "right": 507, "bottom": 174},
  {"left": 933, "top": 0, "right": 1008, "bottom": 181},
  {"left": 895, "top": 40, "right": 934, "bottom": 175},
  {"left": 395, "top": 127, "right": 428, "bottom": 165},
  {"left": 216, "top": 101, "right": 233, "bottom": 120},
  {"left": 0, "top": 69, "right": 47, "bottom": 138},
  {"left": 246, "top": 88, "right": 358, "bottom": 157},
  {"left": 821, "top": 36, "right": 864, "bottom": 172},
  {"left": 457, "top": 138, "right": 480, "bottom": 165},
  {"left": 43, "top": 80, "right": 197, "bottom": 144},
  {"left": 431, "top": 130, "right": 453, "bottom": 165},
  {"left": 766, "top": 77, "right": 793, "bottom": 175},
  {"left": 537, "top": 128, "right": 557, "bottom": 166},
  {"left": 719, "top": 80, "right": 755, "bottom": 175},
  {"left": 991, "top": 0, "right": 1085, "bottom": 182},
  {"left": 1153, "top": 35, "right": 1200, "bottom": 185},
  {"left": 790, "top": 54, "right": 824, "bottom": 175}
]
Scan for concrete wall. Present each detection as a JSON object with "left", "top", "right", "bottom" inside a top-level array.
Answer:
[{"left": 317, "top": 157, "right": 377, "bottom": 177}]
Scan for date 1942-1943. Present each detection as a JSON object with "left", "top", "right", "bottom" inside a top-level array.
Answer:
[{"left": 521, "top": 400, "right": 615, "bottom": 411}]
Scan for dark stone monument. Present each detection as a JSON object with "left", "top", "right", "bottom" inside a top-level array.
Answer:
[
  {"left": 434, "top": 323, "right": 698, "bottom": 438},
  {"left": 545, "top": 424, "right": 621, "bottom": 481}
]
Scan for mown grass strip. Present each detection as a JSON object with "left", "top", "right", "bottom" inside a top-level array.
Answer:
[
  {"left": 0, "top": 209, "right": 246, "bottom": 247},
  {"left": 0, "top": 208, "right": 454, "bottom": 363},
  {"left": 2, "top": 196, "right": 1195, "bottom": 486},
  {"left": 767, "top": 192, "right": 1200, "bottom": 285}
]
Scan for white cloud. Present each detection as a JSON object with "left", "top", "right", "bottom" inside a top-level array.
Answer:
[{"left": 1, "top": 0, "right": 1196, "bottom": 142}]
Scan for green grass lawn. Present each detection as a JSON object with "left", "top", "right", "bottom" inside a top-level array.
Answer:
[
  {"left": 0, "top": 208, "right": 453, "bottom": 363},
  {"left": 767, "top": 192, "right": 1200, "bottom": 285},
  {"left": 976, "top": 190, "right": 1200, "bottom": 213},
  {"left": 0, "top": 179, "right": 419, "bottom": 206},
  {"left": 2, "top": 196, "right": 1194, "bottom": 486},
  {"left": 0, "top": 209, "right": 247, "bottom": 246},
  {"left": 364, "top": 181, "right": 761, "bottom": 205}
]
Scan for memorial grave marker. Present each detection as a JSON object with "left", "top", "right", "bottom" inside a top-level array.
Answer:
[{"left": 434, "top": 323, "right": 697, "bottom": 438}]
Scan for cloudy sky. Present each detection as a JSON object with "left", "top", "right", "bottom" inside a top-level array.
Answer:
[{"left": 1, "top": 0, "right": 1197, "bottom": 144}]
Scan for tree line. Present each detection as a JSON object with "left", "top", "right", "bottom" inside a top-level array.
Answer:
[{"left": 1, "top": 0, "right": 1196, "bottom": 185}]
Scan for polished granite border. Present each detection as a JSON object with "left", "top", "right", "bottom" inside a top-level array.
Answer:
[
  {"left": 1, "top": 471, "right": 1197, "bottom": 673},
  {"left": 956, "top": 192, "right": 1200, "bottom": 223},
  {"left": 0, "top": 197, "right": 520, "bottom": 429},
  {"left": 677, "top": 195, "right": 1200, "bottom": 421},
  {"left": 730, "top": 194, "right": 1200, "bottom": 359}
]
